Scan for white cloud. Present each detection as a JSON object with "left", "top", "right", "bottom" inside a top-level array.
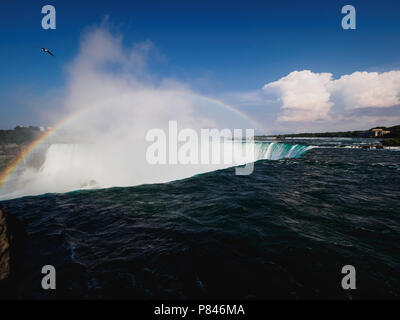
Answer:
[
  {"left": 331, "top": 71, "right": 400, "bottom": 109},
  {"left": 263, "top": 70, "right": 333, "bottom": 121},
  {"left": 263, "top": 70, "right": 400, "bottom": 122}
]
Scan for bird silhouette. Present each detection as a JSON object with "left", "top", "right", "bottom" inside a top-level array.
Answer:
[{"left": 41, "top": 48, "right": 54, "bottom": 56}]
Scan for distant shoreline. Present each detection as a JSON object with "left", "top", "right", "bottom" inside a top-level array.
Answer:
[{"left": 256, "top": 125, "right": 400, "bottom": 146}]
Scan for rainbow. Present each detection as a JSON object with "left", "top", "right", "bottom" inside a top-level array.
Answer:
[
  {"left": 0, "top": 91, "right": 266, "bottom": 190},
  {"left": 185, "top": 92, "right": 267, "bottom": 132}
]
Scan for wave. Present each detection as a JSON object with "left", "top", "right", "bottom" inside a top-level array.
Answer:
[{"left": 0, "top": 141, "right": 312, "bottom": 200}]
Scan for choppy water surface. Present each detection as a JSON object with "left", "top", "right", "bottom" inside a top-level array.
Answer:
[{"left": 1, "top": 138, "right": 399, "bottom": 299}]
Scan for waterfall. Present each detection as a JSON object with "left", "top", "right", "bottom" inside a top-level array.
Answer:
[{"left": 0, "top": 141, "right": 312, "bottom": 199}]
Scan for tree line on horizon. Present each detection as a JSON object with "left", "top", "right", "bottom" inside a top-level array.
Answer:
[
  {"left": 268, "top": 125, "right": 400, "bottom": 139},
  {"left": 0, "top": 126, "right": 42, "bottom": 145}
]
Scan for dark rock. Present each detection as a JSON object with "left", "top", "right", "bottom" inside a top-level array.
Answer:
[
  {"left": 382, "top": 138, "right": 400, "bottom": 147},
  {"left": 0, "top": 205, "right": 27, "bottom": 299}
]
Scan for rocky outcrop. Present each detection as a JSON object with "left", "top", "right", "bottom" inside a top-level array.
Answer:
[
  {"left": 0, "top": 205, "right": 27, "bottom": 298},
  {"left": 0, "top": 207, "right": 11, "bottom": 281}
]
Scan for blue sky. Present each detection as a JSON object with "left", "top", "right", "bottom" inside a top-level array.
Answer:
[{"left": 1, "top": 0, "right": 400, "bottom": 132}]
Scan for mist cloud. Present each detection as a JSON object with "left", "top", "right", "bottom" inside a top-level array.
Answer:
[
  {"left": 1, "top": 25, "right": 261, "bottom": 199},
  {"left": 59, "top": 25, "right": 221, "bottom": 143}
]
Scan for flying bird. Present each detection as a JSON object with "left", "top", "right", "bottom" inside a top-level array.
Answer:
[{"left": 41, "top": 48, "right": 54, "bottom": 56}]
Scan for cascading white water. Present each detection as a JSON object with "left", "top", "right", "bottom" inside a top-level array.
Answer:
[
  {"left": 0, "top": 141, "right": 312, "bottom": 200},
  {"left": 256, "top": 142, "right": 311, "bottom": 160}
]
